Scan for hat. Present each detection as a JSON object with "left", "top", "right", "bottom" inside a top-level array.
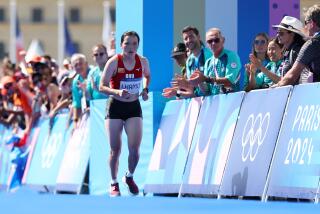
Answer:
[
  {"left": 272, "top": 16, "right": 305, "bottom": 37},
  {"left": 171, "top": 43, "right": 187, "bottom": 58},
  {"left": 27, "top": 55, "right": 43, "bottom": 63},
  {"left": 1, "top": 76, "right": 15, "bottom": 96}
]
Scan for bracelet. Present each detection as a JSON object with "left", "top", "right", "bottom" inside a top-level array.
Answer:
[
  {"left": 176, "top": 90, "right": 181, "bottom": 98},
  {"left": 205, "top": 76, "right": 215, "bottom": 84}
]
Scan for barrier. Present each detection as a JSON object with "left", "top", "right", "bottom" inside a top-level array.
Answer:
[
  {"left": 56, "top": 113, "right": 90, "bottom": 193},
  {"left": 180, "top": 92, "right": 244, "bottom": 195},
  {"left": 23, "top": 114, "right": 72, "bottom": 192},
  {"left": 144, "top": 97, "right": 202, "bottom": 194},
  {"left": 220, "top": 86, "right": 291, "bottom": 197},
  {"left": 266, "top": 83, "right": 320, "bottom": 200},
  {"left": 1, "top": 85, "right": 320, "bottom": 200},
  {"left": 0, "top": 125, "right": 14, "bottom": 190}
]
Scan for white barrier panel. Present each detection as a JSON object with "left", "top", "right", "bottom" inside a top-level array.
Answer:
[
  {"left": 144, "top": 97, "right": 202, "bottom": 194},
  {"left": 181, "top": 92, "right": 244, "bottom": 195},
  {"left": 56, "top": 113, "right": 90, "bottom": 193},
  {"left": 220, "top": 86, "right": 291, "bottom": 197},
  {"left": 267, "top": 83, "right": 320, "bottom": 200}
]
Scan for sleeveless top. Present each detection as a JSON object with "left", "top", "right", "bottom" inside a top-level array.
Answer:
[{"left": 110, "top": 54, "right": 143, "bottom": 94}]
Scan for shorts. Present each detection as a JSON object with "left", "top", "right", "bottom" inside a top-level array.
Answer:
[{"left": 105, "top": 98, "right": 142, "bottom": 121}]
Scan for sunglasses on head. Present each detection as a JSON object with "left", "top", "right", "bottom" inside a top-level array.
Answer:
[
  {"left": 254, "top": 40, "right": 267, "bottom": 45},
  {"left": 206, "top": 38, "right": 220, "bottom": 44},
  {"left": 93, "top": 52, "right": 105, "bottom": 57},
  {"left": 4, "top": 83, "right": 13, "bottom": 90}
]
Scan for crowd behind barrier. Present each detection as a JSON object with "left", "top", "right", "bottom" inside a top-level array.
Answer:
[{"left": 145, "top": 83, "right": 320, "bottom": 202}]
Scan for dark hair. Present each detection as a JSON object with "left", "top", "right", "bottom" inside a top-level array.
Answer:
[
  {"left": 120, "top": 31, "right": 140, "bottom": 45},
  {"left": 305, "top": 5, "right": 320, "bottom": 28},
  {"left": 293, "top": 33, "right": 306, "bottom": 47},
  {"left": 93, "top": 44, "right": 107, "bottom": 53},
  {"left": 181, "top": 26, "right": 200, "bottom": 36},
  {"left": 251, "top": 32, "right": 269, "bottom": 59}
]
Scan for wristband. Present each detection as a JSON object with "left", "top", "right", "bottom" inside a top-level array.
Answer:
[
  {"left": 176, "top": 90, "right": 181, "bottom": 98},
  {"left": 205, "top": 76, "right": 215, "bottom": 84}
]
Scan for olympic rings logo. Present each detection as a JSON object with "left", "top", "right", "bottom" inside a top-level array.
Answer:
[
  {"left": 41, "top": 133, "right": 62, "bottom": 169},
  {"left": 241, "top": 112, "right": 270, "bottom": 162}
]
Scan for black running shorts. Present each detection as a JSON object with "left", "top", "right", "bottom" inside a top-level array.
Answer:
[{"left": 105, "top": 98, "right": 142, "bottom": 121}]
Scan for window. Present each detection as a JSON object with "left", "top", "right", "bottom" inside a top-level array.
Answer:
[
  {"left": 32, "top": 7, "right": 43, "bottom": 23},
  {"left": 69, "top": 8, "right": 81, "bottom": 23},
  {"left": 0, "top": 7, "right": 6, "bottom": 22},
  {"left": 0, "top": 42, "right": 6, "bottom": 59},
  {"left": 110, "top": 7, "right": 115, "bottom": 23}
]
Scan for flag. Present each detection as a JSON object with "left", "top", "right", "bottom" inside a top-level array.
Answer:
[
  {"left": 15, "top": 16, "right": 24, "bottom": 62},
  {"left": 57, "top": 1, "right": 76, "bottom": 66},
  {"left": 10, "top": 0, "right": 24, "bottom": 63},
  {"left": 64, "top": 16, "right": 76, "bottom": 56},
  {"left": 102, "top": 1, "right": 112, "bottom": 50}
]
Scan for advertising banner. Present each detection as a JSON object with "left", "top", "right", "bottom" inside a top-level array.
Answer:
[
  {"left": 220, "top": 87, "right": 291, "bottom": 197},
  {"left": 144, "top": 97, "right": 202, "bottom": 194},
  {"left": 56, "top": 113, "right": 90, "bottom": 193},
  {"left": 23, "top": 114, "right": 71, "bottom": 192},
  {"left": 267, "top": 83, "right": 320, "bottom": 199},
  {"left": 181, "top": 92, "right": 244, "bottom": 194}
]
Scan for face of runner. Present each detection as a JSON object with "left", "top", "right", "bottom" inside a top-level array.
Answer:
[{"left": 121, "top": 35, "right": 139, "bottom": 57}]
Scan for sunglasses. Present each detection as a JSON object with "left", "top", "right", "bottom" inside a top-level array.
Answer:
[
  {"left": 4, "top": 83, "right": 13, "bottom": 90},
  {"left": 277, "top": 31, "right": 288, "bottom": 36},
  {"left": 93, "top": 52, "right": 105, "bottom": 57},
  {"left": 206, "top": 38, "right": 220, "bottom": 44},
  {"left": 304, "top": 19, "right": 311, "bottom": 25},
  {"left": 254, "top": 40, "right": 267, "bottom": 45}
]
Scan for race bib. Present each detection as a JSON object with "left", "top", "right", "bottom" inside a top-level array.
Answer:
[{"left": 120, "top": 78, "right": 142, "bottom": 94}]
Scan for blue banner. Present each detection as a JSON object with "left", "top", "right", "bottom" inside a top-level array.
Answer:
[
  {"left": 0, "top": 126, "right": 14, "bottom": 190},
  {"left": 144, "top": 97, "right": 202, "bottom": 194},
  {"left": 220, "top": 86, "right": 291, "bottom": 197},
  {"left": 267, "top": 83, "right": 320, "bottom": 199},
  {"left": 56, "top": 113, "right": 90, "bottom": 193},
  {"left": 180, "top": 92, "right": 244, "bottom": 194},
  {"left": 23, "top": 114, "right": 72, "bottom": 192}
]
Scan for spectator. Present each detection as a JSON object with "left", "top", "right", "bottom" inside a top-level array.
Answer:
[
  {"left": 189, "top": 28, "right": 241, "bottom": 96},
  {"left": 246, "top": 38, "right": 283, "bottom": 90},
  {"left": 171, "top": 42, "right": 188, "bottom": 77},
  {"left": 243, "top": 33, "right": 270, "bottom": 90},
  {"left": 70, "top": 53, "right": 89, "bottom": 126},
  {"left": 162, "top": 26, "right": 212, "bottom": 99},
  {"left": 87, "top": 44, "right": 109, "bottom": 100},
  {"left": 275, "top": 5, "right": 320, "bottom": 86},
  {"left": 272, "top": 16, "right": 308, "bottom": 85}
]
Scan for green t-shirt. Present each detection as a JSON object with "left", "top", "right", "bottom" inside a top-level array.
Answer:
[
  {"left": 204, "top": 49, "right": 241, "bottom": 95},
  {"left": 255, "top": 60, "right": 282, "bottom": 88},
  {"left": 87, "top": 66, "right": 108, "bottom": 100}
]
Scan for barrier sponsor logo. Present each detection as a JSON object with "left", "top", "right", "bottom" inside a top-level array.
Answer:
[
  {"left": 241, "top": 113, "right": 270, "bottom": 162},
  {"left": 283, "top": 105, "right": 316, "bottom": 165},
  {"left": 41, "top": 133, "right": 62, "bottom": 169}
]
